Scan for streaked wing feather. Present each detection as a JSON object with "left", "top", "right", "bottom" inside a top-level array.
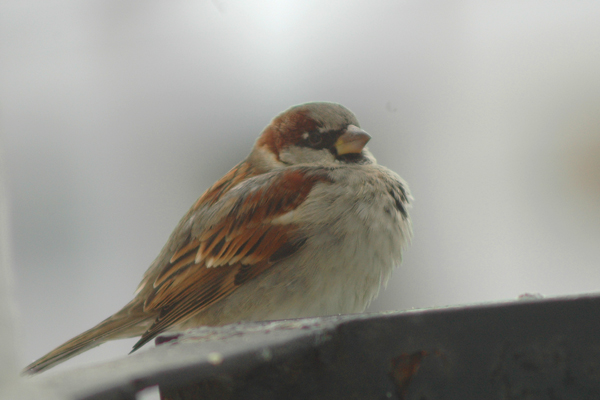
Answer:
[{"left": 132, "top": 167, "right": 331, "bottom": 350}]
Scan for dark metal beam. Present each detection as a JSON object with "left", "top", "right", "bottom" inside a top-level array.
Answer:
[{"left": 30, "top": 294, "right": 600, "bottom": 400}]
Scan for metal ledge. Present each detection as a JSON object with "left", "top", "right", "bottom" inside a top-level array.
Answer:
[{"left": 29, "top": 294, "right": 600, "bottom": 400}]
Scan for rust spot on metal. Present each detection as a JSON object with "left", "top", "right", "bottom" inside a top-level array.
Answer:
[
  {"left": 389, "top": 350, "right": 428, "bottom": 399},
  {"left": 155, "top": 333, "right": 182, "bottom": 346}
]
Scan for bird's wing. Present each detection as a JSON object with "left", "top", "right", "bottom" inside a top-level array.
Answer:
[{"left": 131, "top": 166, "right": 331, "bottom": 350}]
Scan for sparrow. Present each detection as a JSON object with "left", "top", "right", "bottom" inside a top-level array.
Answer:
[{"left": 24, "top": 102, "right": 412, "bottom": 374}]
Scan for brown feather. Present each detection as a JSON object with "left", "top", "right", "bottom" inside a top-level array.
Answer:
[
  {"left": 169, "top": 238, "right": 200, "bottom": 263},
  {"left": 192, "top": 162, "right": 257, "bottom": 210},
  {"left": 132, "top": 169, "right": 330, "bottom": 350},
  {"left": 154, "top": 252, "right": 196, "bottom": 288},
  {"left": 23, "top": 301, "right": 149, "bottom": 374},
  {"left": 132, "top": 264, "right": 241, "bottom": 351}
]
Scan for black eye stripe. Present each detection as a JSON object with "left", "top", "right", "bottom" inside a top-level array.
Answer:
[
  {"left": 302, "top": 130, "right": 340, "bottom": 150},
  {"left": 308, "top": 132, "right": 322, "bottom": 145},
  {"left": 295, "top": 128, "right": 369, "bottom": 164}
]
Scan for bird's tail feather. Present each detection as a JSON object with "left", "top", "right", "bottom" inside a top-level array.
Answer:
[{"left": 23, "top": 305, "right": 149, "bottom": 375}]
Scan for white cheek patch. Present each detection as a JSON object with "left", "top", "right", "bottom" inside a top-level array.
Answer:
[
  {"left": 255, "top": 146, "right": 287, "bottom": 169},
  {"left": 280, "top": 147, "right": 334, "bottom": 165},
  {"left": 270, "top": 210, "right": 298, "bottom": 225}
]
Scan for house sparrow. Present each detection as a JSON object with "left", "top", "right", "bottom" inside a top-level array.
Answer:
[{"left": 24, "top": 102, "right": 412, "bottom": 374}]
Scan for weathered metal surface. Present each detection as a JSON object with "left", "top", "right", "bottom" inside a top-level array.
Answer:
[{"left": 28, "top": 294, "right": 600, "bottom": 400}]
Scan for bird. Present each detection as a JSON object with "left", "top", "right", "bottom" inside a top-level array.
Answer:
[{"left": 23, "top": 102, "right": 412, "bottom": 374}]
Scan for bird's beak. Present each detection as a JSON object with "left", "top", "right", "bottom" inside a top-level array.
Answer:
[{"left": 335, "top": 125, "right": 371, "bottom": 155}]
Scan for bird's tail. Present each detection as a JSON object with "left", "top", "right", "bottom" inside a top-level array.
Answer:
[{"left": 23, "top": 302, "right": 150, "bottom": 374}]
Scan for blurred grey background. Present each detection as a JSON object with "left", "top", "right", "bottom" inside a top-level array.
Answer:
[{"left": 2, "top": 0, "right": 600, "bottom": 373}]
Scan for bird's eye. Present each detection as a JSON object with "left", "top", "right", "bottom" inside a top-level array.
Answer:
[{"left": 308, "top": 131, "right": 322, "bottom": 146}]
